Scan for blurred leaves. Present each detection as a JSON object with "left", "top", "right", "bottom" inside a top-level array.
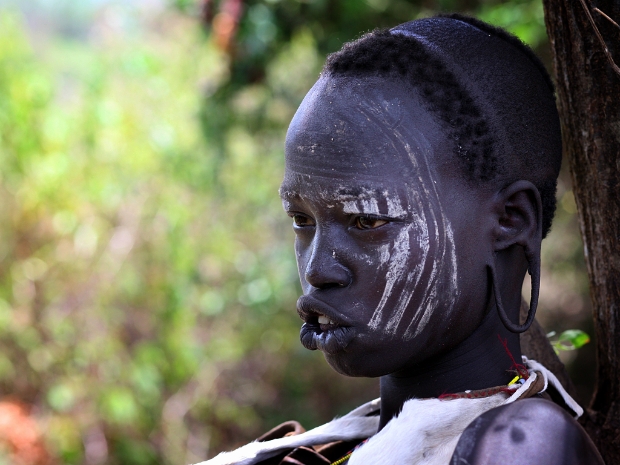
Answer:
[
  {"left": 198, "top": 0, "right": 551, "bottom": 96},
  {"left": 548, "top": 330, "right": 591, "bottom": 354},
  {"left": 477, "top": 0, "right": 547, "bottom": 46},
  {"left": 0, "top": 3, "right": 356, "bottom": 463}
]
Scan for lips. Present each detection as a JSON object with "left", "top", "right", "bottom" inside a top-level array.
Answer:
[
  {"left": 297, "top": 294, "right": 351, "bottom": 325},
  {"left": 296, "top": 295, "right": 355, "bottom": 354}
]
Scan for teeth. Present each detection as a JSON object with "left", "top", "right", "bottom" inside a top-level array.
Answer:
[{"left": 318, "top": 315, "right": 335, "bottom": 325}]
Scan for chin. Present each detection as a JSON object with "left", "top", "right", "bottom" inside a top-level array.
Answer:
[{"left": 323, "top": 348, "right": 396, "bottom": 378}]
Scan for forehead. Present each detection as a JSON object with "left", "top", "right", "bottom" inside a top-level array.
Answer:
[
  {"left": 281, "top": 174, "right": 409, "bottom": 211},
  {"left": 280, "top": 181, "right": 386, "bottom": 201},
  {"left": 284, "top": 75, "right": 451, "bottom": 182},
  {"left": 280, "top": 176, "right": 413, "bottom": 223}
]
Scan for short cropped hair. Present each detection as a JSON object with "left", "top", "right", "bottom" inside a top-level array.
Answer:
[{"left": 323, "top": 14, "right": 562, "bottom": 237}]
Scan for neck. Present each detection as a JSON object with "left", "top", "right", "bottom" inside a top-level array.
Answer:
[{"left": 378, "top": 306, "right": 522, "bottom": 429}]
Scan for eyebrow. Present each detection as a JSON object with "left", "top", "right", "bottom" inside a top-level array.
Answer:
[{"left": 279, "top": 185, "right": 409, "bottom": 219}]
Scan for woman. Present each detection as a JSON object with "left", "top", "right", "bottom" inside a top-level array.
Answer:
[{"left": 199, "top": 14, "right": 604, "bottom": 465}]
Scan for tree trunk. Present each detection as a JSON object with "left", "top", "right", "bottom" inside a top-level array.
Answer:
[
  {"left": 520, "top": 306, "right": 580, "bottom": 404},
  {"left": 542, "top": 1, "right": 620, "bottom": 462}
]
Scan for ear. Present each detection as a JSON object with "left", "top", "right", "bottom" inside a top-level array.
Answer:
[{"left": 493, "top": 180, "right": 543, "bottom": 257}]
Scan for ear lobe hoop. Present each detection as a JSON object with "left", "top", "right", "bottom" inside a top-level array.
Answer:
[{"left": 488, "top": 250, "right": 540, "bottom": 333}]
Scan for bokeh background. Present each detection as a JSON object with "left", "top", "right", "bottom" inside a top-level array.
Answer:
[{"left": 0, "top": 0, "right": 596, "bottom": 463}]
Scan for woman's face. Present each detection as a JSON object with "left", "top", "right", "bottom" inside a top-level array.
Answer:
[{"left": 280, "top": 75, "right": 493, "bottom": 377}]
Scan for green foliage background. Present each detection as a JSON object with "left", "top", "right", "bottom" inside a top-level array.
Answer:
[{"left": 0, "top": 0, "right": 595, "bottom": 464}]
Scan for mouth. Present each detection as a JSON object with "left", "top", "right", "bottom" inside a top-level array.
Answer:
[
  {"left": 300, "top": 309, "right": 339, "bottom": 330},
  {"left": 317, "top": 314, "right": 336, "bottom": 326},
  {"left": 296, "top": 295, "right": 355, "bottom": 355}
]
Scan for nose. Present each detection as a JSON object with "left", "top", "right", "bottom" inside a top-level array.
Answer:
[{"left": 304, "top": 242, "right": 351, "bottom": 290}]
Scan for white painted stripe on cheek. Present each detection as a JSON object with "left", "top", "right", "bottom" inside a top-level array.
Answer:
[
  {"left": 368, "top": 224, "right": 413, "bottom": 330},
  {"left": 378, "top": 243, "right": 391, "bottom": 268},
  {"left": 446, "top": 222, "right": 458, "bottom": 294},
  {"left": 384, "top": 210, "right": 429, "bottom": 334},
  {"left": 405, "top": 205, "right": 440, "bottom": 338},
  {"left": 405, "top": 222, "right": 457, "bottom": 340},
  {"left": 405, "top": 201, "right": 458, "bottom": 340}
]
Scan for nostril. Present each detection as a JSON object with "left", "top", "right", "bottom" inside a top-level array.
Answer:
[
  {"left": 306, "top": 277, "right": 351, "bottom": 290},
  {"left": 322, "top": 282, "right": 346, "bottom": 290}
]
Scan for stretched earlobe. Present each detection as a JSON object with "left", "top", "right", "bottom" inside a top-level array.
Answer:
[
  {"left": 488, "top": 247, "right": 540, "bottom": 333},
  {"left": 490, "top": 180, "right": 543, "bottom": 333}
]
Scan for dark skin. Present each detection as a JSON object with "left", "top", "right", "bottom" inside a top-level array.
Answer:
[
  {"left": 452, "top": 399, "right": 604, "bottom": 464},
  {"left": 280, "top": 75, "right": 604, "bottom": 464}
]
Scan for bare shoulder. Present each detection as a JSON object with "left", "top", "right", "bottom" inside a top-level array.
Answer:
[{"left": 451, "top": 398, "right": 605, "bottom": 465}]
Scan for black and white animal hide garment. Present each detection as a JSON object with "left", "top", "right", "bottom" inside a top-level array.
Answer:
[{"left": 195, "top": 358, "right": 582, "bottom": 465}]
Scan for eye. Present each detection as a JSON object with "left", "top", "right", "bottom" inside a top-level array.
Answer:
[
  {"left": 290, "top": 213, "right": 315, "bottom": 227},
  {"left": 355, "top": 216, "right": 388, "bottom": 230}
]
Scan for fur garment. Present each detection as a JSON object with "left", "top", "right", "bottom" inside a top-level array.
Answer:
[{"left": 196, "top": 357, "right": 582, "bottom": 465}]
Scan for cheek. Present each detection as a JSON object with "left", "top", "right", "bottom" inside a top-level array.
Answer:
[
  {"left": 294, "top": 239, "right": 309, "bottom": 287},
  {"left": 367, "top": 222, "right": 423, "bottom": 332},
  {"left": 399, "top": 214, "right": 458, "bottom": 341},
  {"left": 365, "top": 206, "right": 459, "bottom": 342},
  {"left": 351, "top": 242, "right": 390, "bottom": 270}
]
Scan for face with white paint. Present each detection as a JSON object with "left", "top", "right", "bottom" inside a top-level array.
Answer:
[{"left": 281, "top": 75, "right": 493, "bottom": 377}]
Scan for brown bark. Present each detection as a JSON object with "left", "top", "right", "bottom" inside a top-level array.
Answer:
[{"left": 543, "top": 1, "right": 620, "bottom": 462}]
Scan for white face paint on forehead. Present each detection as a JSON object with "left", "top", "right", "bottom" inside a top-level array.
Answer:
[
  {"left": 280, "top": 183, "right": 410, "bottom": 220},
  {"left": 342, "top": 198, "right": 380, "bottom": 216}
]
